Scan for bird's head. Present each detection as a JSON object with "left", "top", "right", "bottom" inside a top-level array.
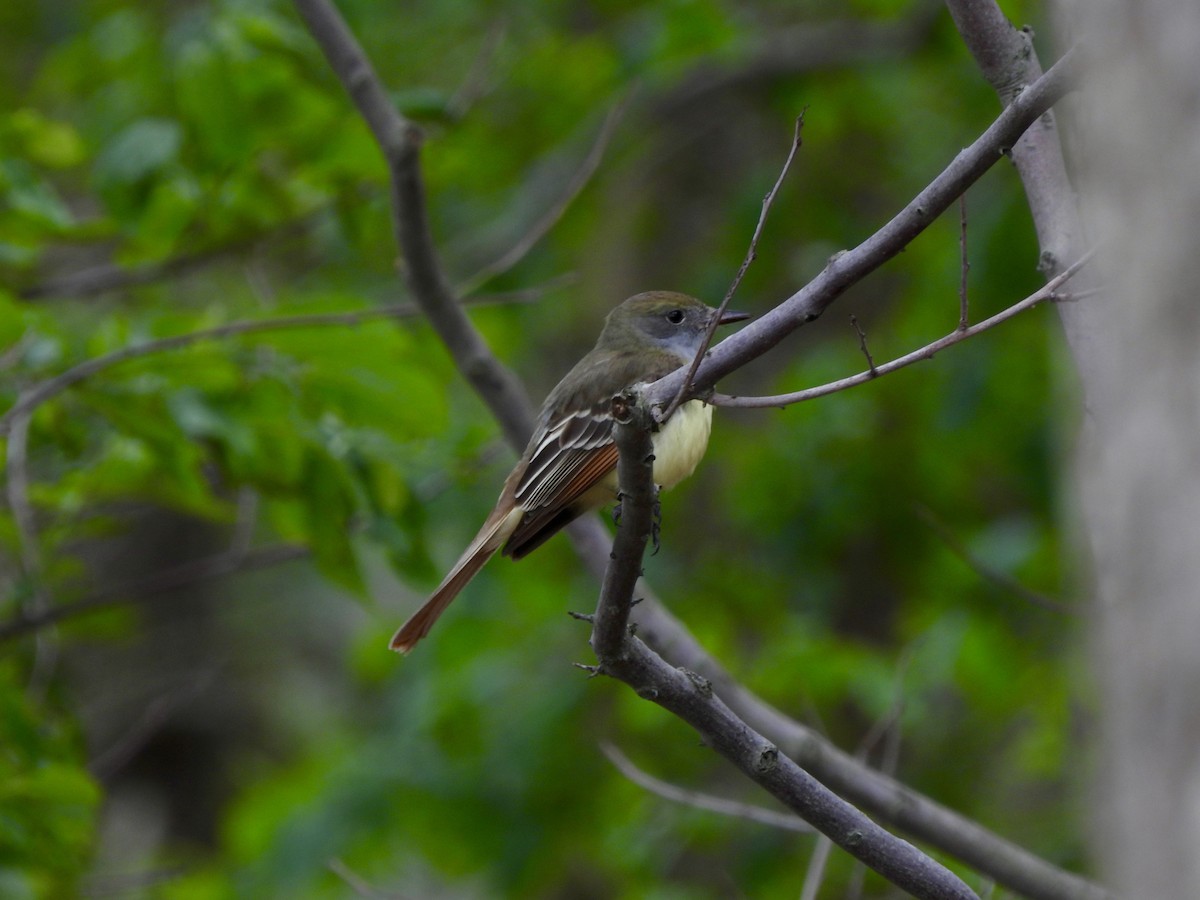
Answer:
[{"left": 598, "top": 291, "right": 750, "bottom": 361}]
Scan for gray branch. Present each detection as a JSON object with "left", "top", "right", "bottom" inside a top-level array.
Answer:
[
  {"left": 592, "top": 392, "right": 978, "bottom": 900},
  {"left": 291, "top": 0, "right": 537, "bottom": 451},
  {"left": 943, "top": 0, "right": 1102, "bottom": 407},
  {"left": 641, "top": 44, "right": 1079, "bottom": 413}
]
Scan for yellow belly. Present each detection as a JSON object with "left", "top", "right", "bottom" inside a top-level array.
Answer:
[
  {"left": 592, "top": 399, "right": 712, "bottom": 500},
  {"left": 651, "top": 399, "right": 713, "bottom": 490}
]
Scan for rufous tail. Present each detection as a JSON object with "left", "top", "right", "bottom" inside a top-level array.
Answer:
[{"left": 389, "top": 507, "right": 521, "bottom": 653}]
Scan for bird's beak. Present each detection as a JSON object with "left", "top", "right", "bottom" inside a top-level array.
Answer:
[{"left": 717, "top": 309, "right": 751, "bottom": 326}]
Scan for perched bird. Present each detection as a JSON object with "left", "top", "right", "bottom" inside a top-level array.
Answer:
[{"left": 391, "top": 291, "right": 748, "bottom": 652}]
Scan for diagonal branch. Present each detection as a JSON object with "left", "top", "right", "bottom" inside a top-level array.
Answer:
[
  {"left": 0, "top": 292, "right": 538, "bottom": 438},
  {"left": 591, "top": 399, "right": 978, "bottom": 900},
  {"left": 0, "top": 543, "right": 310, "bottom": 644},
  {"left": 601, "top": 741, "right": 814, "bottom": 833},
  {"left": 643, "top": 44, "right": 1080, "bottom": 414},
  {"left": 291, "top": 0, "right": 537, "bottom": 451},
  {"left": 456, "top": 97, "right": 629, "bottom": 297},
  {"left": 914, "top": 505, "right": 1074, "bottom": 617},
  {"left": 708, "top": 250, "right": 1092, "bottom": 409},
  {"left": 664, "top": 112, "right": 805, "bottom": 421},
  {"left": 626, "top": 583, "right": 1107, "bottom": 900}
]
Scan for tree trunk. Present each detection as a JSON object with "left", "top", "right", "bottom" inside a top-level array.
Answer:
[{"left": 1062, "top": 1, "right": 1200, "bottom": 896}]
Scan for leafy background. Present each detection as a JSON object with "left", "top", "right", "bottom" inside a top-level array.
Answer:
[{"left": 0, "top": 0, "right": 1087, "bottom": 896}]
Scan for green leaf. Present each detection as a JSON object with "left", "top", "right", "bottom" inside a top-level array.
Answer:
[
  {"left": 0, "top": 671, "right": 99, "bottom": 890},
  {"left": 0, "top": 159, "right": 75, "bottom": 231},
  {"left": 92, "top": 117, "right": 182, "bottom": 186},
  {"left": 300, "top": 450, "right": 365, "bottom": 595},
  {"left": 7, "top": 110, "right": 86, "bottom": 169}
]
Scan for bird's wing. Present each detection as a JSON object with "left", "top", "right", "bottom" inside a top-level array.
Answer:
[{"left": 503, "top": 402, "right": 619, "bottom": 556}]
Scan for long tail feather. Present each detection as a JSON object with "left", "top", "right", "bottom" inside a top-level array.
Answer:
[{"left": 389, "top": 507, "right": 520, "bottom": 653}]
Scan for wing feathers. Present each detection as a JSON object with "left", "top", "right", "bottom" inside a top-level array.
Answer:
[{"left": 503, "top": 442, "right": 619, "bottom": 557}]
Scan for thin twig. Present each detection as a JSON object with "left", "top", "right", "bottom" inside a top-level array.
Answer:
[
  {"left": 959, "top": 193, "right": 970, "bottom": 330},
  {"left": 915, "top": 505, "right": 1075, "bottom": 616},
  {"left": 850, "top": 314, "right": 877, "bottom": 376},
  {"left": 643, "top": 45, "right": 1080, "bottom": 412},
  {"left": 708, "top": 248, "right": 1094, "bottom": 410},
  {"left": 456, "top": 98, "right": 629, "bottom": 297},
  {"left": 18, "top": 248, "right": 229, "bottom": 302},
  {"left": 0, "top": 291, "right": 540, "bottom": 438},
  {"left": 292, "top": 0, "right": 537, "bottom": 451},
  {"left": 445, "top": 19, "right": 506, "bottom": 120},
  {"left": 0, "top": 332, "right": 32, "bottom": 370},
  {"left": 601, "top": 742, "right": 812, "bottom": 833},
  {"left": 800, "top": 835, "right": 836, "bottom": 900},
  {"left": 17, "top": 217, "right": 320, "bottom": 302},
  {"left": 89, "top": 671, "right": 218, "bottom": 780},
  {"left": 4, "top": 398, "right": 58, "bottom": 695},
  {"left": 327, "top": 858, "right": 414, "bottom": 900},
  {"left": 0, "top": 544, "right": 309, "bottom": 644},
  {"left": 662, "top": 111, "right": 805, "bottom": 421}
]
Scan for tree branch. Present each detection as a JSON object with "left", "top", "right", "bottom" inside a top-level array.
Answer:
[
  {"left": 655, "top": 10, "right": 942, "bottom": 115},
  {"left": 915, "top": 505, "right": 1074, "bottom": 617},
  {"left": 591, "top": 392, "right": 979, "bottom": 900},
  {"left": 708, "top": 250, "right": 1092, "bottom": 409},
  {"left": 0, "top": 291, "right": 539, "bottom": 438},
  {"left": 589, "top": 390, "right": 658, "bottom": 661},
  {"left": 627, "top": 594, "right": 1108, "bottom": 900},
  {"left": 601, "top": 741, "right": 814, "bottom": 833},
  {"left": 642, "top": 44, "right": 1079, "bottom": 415},
  {"left": 943, "top": 0, "right": 1102, "bottom": 409},
  {"left": 0, "top": 543, "right": 309, "bottom": 644},
  {"left": 291, "top": 0, "right": 537, "bottom": 451},
  {"left": 456, "top": 97, "right": 628, "bottom": 297},
  {"left": 588, "top": 405, "right": 974, "bottom": 897},
  {"left": 17, "top": 246, "right": 233, "bottom": 302}
]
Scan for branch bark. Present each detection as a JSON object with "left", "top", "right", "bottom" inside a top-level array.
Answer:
[
  {"left": 592, "top": 393, "right": 978, "bottom": 900},
  {"left": 291, "top": 0, "right": 536, "bottom": 451},
  {"left": 707, "top": 252, "right": 1091, "bottom": 409},
  {"left": 640, "top": 44, "right": 1079, "bottom": 414},
  {"left": 943, "top": 0, "right": 1103, "bottom": 406}
]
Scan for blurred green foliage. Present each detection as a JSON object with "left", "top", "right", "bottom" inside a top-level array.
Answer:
[{"left": 0, "top": 0, "right": 1090, "bottom": 896}]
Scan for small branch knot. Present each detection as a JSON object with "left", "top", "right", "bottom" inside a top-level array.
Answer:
[
  {"left": 683, "top": 668, "right": 713, "bottom": 697},
  {"left": 755, "top": 744, "right": 780, "bottom": 774}
]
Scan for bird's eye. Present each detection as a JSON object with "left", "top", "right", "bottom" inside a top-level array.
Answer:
[{"left": 665, "top": 309, "right": 685, "bottom": 324}]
